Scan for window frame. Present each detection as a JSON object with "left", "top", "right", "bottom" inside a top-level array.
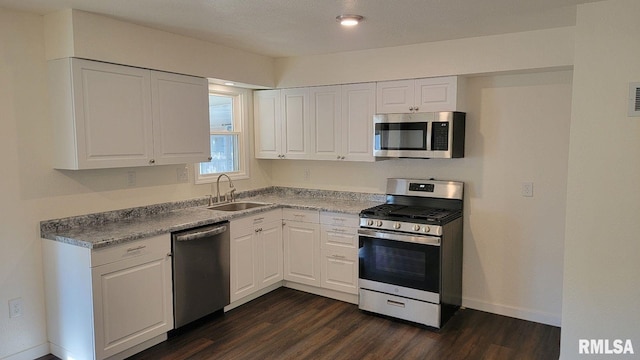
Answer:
[{"left": 194, "top": 84, "right": 250, "bottom": 184}]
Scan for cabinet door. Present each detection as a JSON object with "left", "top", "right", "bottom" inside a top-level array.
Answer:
[
  {"left": 254, "top": 90, "right": 282, "bottom": 159},
  {"left": 414, "top": 76, "right": 458, "bottom": 112},
  {"left": 321, "top": 249, "right": 358, "bottom": 294},
  {"left": 283, "top": 221, "right": 321, "bottom": 286},
  {"left": 70, "top": 59, "right": 154, "bottom": 168},
  {"left": 310, "top": 86, "right": 342, "bottom": 160},
  {"left": 281, "top": 88, "right": 312, "bottom": 159},
  {"left": 91, "top": 251, "right": 172, "bottom": 359},
  {"left": 376, "top": 79, "right": 415, "bottom": 114},
  {"left": 257, "top": 220, "right": 283, "bottom": 288},
  {"left": 229, "top": 229, "right": 258, "bottom": 303},
  {"left": 341, "top": 83, "right": 375, "bottom": 162},
  {"left": 151, "top": 72, "right": 211, "bottom": 165}
]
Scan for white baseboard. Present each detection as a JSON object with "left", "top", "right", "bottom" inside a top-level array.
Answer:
[
  {"left": 462, "top": 296, "right": 561, "bottom": 327},
  {"left": 1, "top": 343, "right": 49, "bottom": 360}
]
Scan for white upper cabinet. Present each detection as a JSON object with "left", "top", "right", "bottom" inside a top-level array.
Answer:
[
  {"left": 150, "top": 71, "right": 211, "bottom": 165},
  {"left": 255, "top": 83, "right": 375, "bottom": 162},
  {"left": 341, "top": 83, "right": 375, "bottom": 162},
  {"left": 310, "top": 86, "right": 342, "bottom": 160},
  {"left": 376, "top": 76, "right": 463, "bottom": 114},
  {"left": 254, "top": 89, "right": 282, "bottom": 159},
  {"left": 48, "top": 58, "right": 210, "bottom": 169},
  {"left": 281, "top": 88, "right": 312, "bottom": 159},
  {"left": 311, "top": 83, "right": 376, "bottom": 162},
  {"left": 254, "top": 88, "right": 312, "bottom": 160}
]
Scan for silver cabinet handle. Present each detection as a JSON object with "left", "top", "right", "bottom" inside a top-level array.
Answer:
[
  {"left": 149, "top": 159, "right": 155, "bottom": 164},
  {"left": 127, "top": 245, "right": 146, "bottom": 252},
  {"left": 332, "top": 254, "right": 346, "bottom": 259},
  {"left": 387, "top": 299, "right": 405, "bottom": 308}
]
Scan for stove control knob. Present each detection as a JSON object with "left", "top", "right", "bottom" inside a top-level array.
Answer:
[
  {"left": 423, "top": 226, "right": 431, "bottom": 233},
  {"left": 376, "top": 220, "right": 383, "bottom": 227},
  {"left": 413, "top": 224, "right": 421, "bottom": 231},
  {"left": 394, "top": 222, "right": 401, "bottom": 229},
  {"left": 367, "top": 219, "right": 374, "bottom": 226}
]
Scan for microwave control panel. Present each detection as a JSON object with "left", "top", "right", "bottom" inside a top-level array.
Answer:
[{"left": 432, "top": 122, "right": 449, "bottom": 151}]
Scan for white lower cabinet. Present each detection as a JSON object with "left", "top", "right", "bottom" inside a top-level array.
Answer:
[
  {"left": 42, "top": 234, "right": 173, "bottom": 360},
  {"left": 229, "top": 210, "right": 283, "bottom": 303},
  {"left": 321, "top": 248, "right": 358, "bottom": 294},
  {"left": 283, "top": 209, "right": 321, "bottom": 287},
  {"left": 320, "top": 212, "right": 359, "bottom": 294}
]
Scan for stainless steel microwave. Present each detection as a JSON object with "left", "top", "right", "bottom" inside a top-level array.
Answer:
[{"left": 373, "top": 112, "right": 465, "bottom": 159}]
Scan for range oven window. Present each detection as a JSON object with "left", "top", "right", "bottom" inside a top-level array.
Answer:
[
  {"left": 375, "top": 122, "right": 427, "bottom": 150},
  {"left": 359, "top": 236, "right": 440, "bottom": 293}
]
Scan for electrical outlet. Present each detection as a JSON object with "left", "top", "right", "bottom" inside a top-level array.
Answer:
[
  {"left": 521, "top": 182, "right": 534, "bottom": 197},
  {"left": 303, "top": 168, "right": 311, "bottom": 182},
  {"left": 9, "top": 298, "right": 23, "bottom": 318},
  {"left": 176, "top": 166, "right": 189, "bottom": 183}
]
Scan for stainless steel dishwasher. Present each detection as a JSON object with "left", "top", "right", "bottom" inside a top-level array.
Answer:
[{"left": 171, "top": 221, "right": 230, "bottom": 328}]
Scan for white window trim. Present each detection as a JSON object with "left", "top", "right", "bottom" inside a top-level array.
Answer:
[{"left": 194, "top": 84, "right": 250, "bottom": 184}]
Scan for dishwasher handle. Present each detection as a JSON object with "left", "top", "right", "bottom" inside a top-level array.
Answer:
[{"left": 175, "top": 224, "right": 228, "bottom": 242}]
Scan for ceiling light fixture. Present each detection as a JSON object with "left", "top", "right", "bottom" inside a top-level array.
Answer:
[{"left": 336, "top": 14, "right": 364, "bottom": 27}]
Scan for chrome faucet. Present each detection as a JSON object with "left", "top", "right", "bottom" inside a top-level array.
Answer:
[{"left": 216, "top": 173, "right": 236, "bottom": 203}]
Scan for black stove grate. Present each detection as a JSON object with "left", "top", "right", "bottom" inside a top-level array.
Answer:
[{"left": 360, "top": 204, "right": 462, "bottom": 225}]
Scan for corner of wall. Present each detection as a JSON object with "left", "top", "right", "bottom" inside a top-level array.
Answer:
[{"left": 43, "top": 9, "right": 74, "bottom": 60}]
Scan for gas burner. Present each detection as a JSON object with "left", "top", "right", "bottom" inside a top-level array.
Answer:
[
  {"left": 389, "top": 207, "right": 462, "bottom": 223},
  {"left": 360, "top": 204, "right": 404, "bottom": 217}
]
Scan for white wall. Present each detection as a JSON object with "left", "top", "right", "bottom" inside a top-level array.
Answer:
[
  {"left": 274, "top": 27, "right": 574, "bottom": 88},
  {"left": 270, "top": 70, "right": 572, "bottom": 326},
  {"left": 561, "top": 0, "right": 640, "bottom": 358},
  {"left": 0, "top": 7, "right": 271, "bottom": 359},
  {"left": 44, "top": 9, "right": 276, "bottom": 88}
]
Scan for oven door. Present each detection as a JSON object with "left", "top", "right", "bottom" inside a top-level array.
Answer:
[{"left": 358, "top": 228, "right": 440, "bottom": 297}]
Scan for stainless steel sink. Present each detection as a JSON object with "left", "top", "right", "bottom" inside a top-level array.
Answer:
[{"left": 207, "top": 201, "right": 270, "bottom": 212}]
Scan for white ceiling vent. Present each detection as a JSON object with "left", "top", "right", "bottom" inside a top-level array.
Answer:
[{"left": 629, "top": 82, "right": 640, "bottom": 117}]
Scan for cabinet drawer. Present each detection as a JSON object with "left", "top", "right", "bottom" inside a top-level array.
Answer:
[
  {"left": 320, "top": 212, "right": 359, "bottom": 228},
  {"left": 91, "top": 234, "right": 170, "bottom": 267},
  {"left": 231, "top": 209, "right": 282, "bottom": 237},
  {"left": 282, "top": 208, "right": 319, "bottom": 223},
  {"left": 321, "top": 248, "right": 358, "bottom": 294},
  {"left": 321, "top": 225, "right": 358, "bottom": 250}
]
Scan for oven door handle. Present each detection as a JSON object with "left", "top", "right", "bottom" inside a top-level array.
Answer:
[{"left": 358, "top": 228, "right": 441, "bottom": 246}]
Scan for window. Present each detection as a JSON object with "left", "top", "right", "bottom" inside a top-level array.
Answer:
[{"left": 195, "top": 84, "right": 249, "bottom": 183}]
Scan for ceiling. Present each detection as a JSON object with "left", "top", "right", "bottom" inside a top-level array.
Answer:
[{"left": 0, "top": 0, "right": 603, "bottom": 58}]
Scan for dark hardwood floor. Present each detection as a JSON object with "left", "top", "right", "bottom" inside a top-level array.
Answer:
[{"left": 38, "top": 287, "right": 560, "bottom": 360}]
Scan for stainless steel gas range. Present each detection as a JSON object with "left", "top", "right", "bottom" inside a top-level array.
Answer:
[{"left": 358, "top": 178, "right": 463, "bottom": 328}]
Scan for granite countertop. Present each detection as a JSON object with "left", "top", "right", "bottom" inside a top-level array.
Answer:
[{"left": 40, "top": 187, "right": 384, "bottom": 250}]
